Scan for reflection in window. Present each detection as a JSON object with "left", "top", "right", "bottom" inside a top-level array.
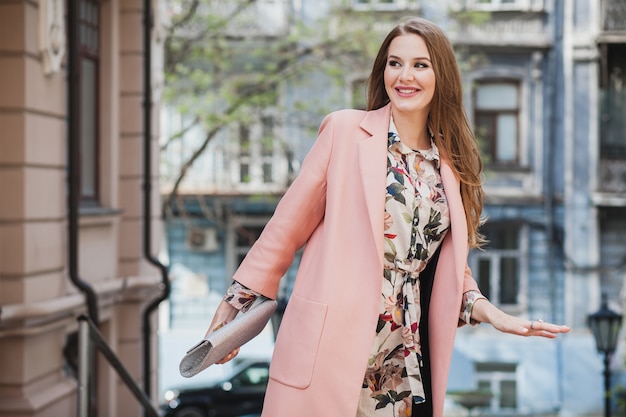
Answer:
[{"left": 474, "top": 81, "right": 520, "bottom": 166}]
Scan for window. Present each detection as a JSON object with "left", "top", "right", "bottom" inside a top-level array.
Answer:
[
  {"left": 475, "top": 362, "right": 518, "bottom": 411},
  {"left": 239, "top": 125, "right": 252, "bottom": 183},
  {"left": 471, "top": 223, "right": 524, "bottom": 308},
  {"left": 466, "top": 0, "right": 530, "bottom": 10},
  {"left": 235, "top": 114, "right": 278, "bottom": 186},
  {"left": 234, "top": 220, "right": 268, "bottom": 267},
  {"left": 261, "top": 116, "right": 274, "bottom": 184},
  {"left": 77, "top": 0, "right": 100, "bottom": 203},
  {"left": 351, "top": 0, "right": 409, "bottom": 11},
  {"left": 474, "top": 81, "right": 520, "bottom": 166}
]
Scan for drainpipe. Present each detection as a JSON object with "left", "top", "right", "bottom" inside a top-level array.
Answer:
[
  {"left": 141, "top": 0, "right": 171, "bottom": 407},
  {"left": 68, "top": 2, "right": 99, "bottom": 415},
  {"left": 67, "top": 0, "right": 99, "bottom": 325},
  {"left": 547, "top": 0, "right": 565, "bottom": 411}
]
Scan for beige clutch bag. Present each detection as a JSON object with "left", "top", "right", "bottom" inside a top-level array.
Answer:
[{"left": 179, "top": 298, "right": 278, "bottom": 378}]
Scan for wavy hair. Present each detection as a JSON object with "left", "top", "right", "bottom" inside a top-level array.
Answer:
[{"left": 366, "top": 17, "right": 485, "bottom": 247}]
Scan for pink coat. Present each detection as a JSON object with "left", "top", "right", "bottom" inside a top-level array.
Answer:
[{"left": 234, "top": 103, "right": 480, "bottom": 417}]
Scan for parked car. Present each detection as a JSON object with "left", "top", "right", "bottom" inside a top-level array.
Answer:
[{"left": 161, "top": 359, "right": 270, "bottom": 417}]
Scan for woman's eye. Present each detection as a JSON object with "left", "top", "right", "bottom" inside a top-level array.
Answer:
[
  {"left": 388, "top": 60, "right": 401, "bottom": 67},
  {"left": 415, "top": 62, "right": 428, "bottom": 68}
]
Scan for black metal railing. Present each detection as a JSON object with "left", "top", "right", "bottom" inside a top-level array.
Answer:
[{"left": 77, "top": 315, "right": 159, "bottom": 417}]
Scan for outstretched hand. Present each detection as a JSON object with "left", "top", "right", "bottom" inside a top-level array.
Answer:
[
  {"left": 472, "top": 298, "right": 570, "bottom": 338},
  {"left": 491, "top": 314, "right": 570, "bottom": 338}
]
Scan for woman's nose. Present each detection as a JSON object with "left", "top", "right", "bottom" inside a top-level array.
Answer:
[{"left": 399, "top": 67, "right": 414, "bottom": 81}]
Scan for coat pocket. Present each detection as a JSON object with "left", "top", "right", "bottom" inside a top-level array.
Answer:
[{"left": 269, "top": 294, "right": 328, "bottom": 389}]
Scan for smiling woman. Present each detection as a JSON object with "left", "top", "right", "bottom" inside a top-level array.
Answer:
[{"left": 200, "top": 16, "right": 569, "bottom": 417}]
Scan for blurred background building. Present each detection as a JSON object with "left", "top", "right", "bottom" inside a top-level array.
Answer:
[
  {"left": 1, "top": 0, "right": 625, "bottom": 416},
  {"left": 160, "top": 0, "right": 626, "bottom": 416}
]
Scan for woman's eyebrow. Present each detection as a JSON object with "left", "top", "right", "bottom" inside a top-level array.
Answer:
[{"left": 388, "top": 54, "right": 432, "bottom": 62}]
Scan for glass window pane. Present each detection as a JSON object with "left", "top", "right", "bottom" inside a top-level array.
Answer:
[
  {"left": 478, "top": 259, "right": 491, "bottom": 299},
  {"left": 240, "top": 163, "right": 250, "bottom": 183},
  {"left": 500, "top": 380, "right": 517, "bottom": 408},
  {"left": 240, "top": 125, "right": 251, "bottom": 156},
  {"left": 496, "top": 114, "right": 517, "bottom": 162},
  {"left": 81, "top": 58, "right": 97, "bottom": 199},
  {"left": 478, "top": 381, "right": 491, "bottom": 391},
  {"left": 236, "top": 225, "right": 264, "bottom": 246},
  {"left": 476, "top": 84, "right": 518, "bottom": 110},
  {"left": 499, "top": 257, "right": 518, "bottom": 304},
  {"left": 263, "top": 163, "right": 272, "bottom": 183}
]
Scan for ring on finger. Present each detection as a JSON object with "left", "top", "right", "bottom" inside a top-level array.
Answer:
[{"left": 531, "top": 318, "right": 544, "bottom": 330}]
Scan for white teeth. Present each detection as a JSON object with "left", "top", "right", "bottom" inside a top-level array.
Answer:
[{"left": 398, "top": 89, "right": 416, "bottom": 93}]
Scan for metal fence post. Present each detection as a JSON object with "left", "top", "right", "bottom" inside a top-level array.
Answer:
[{"left": 77, "top": 317, "right": 90, "bottom": 417}]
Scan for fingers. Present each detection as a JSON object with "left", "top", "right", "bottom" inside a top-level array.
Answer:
[
  {"left": 525, "top": 319, "right": 570, "bottom": 338},
  {"left": 216, "top": 347, "right": 240, "bottom": 364}
]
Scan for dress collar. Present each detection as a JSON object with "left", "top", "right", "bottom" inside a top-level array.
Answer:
[{"left": 388, "top": 116, "right": 440, "bottom": 167}]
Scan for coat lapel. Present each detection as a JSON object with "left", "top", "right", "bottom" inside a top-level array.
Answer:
[{"left": 357, "top": 104, "right": 391, "bottom": 260}]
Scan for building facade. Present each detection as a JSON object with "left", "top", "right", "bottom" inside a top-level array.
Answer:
[
  {"left": 0, "top": 0, "right": 166, "bottom": 416},
  {"left": 162, "top": 0, "right": 626, "bottom": 416}
]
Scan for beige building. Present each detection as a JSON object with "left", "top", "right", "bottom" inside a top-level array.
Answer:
[{"left": 0, "top": 0, "right": 166, "bottom": 416}]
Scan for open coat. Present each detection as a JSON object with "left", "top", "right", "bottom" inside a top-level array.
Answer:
[{"left": 234, "top": 103, "right": 480, "bottom": 417}]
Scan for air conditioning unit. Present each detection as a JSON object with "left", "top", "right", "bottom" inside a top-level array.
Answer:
[{"left": 186, "top": 227, "right": 219, "bottom": 252}]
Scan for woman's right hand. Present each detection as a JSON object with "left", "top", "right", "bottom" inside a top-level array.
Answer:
[{"left": 205, "top": 300, "right": 241, "bottom": 364}]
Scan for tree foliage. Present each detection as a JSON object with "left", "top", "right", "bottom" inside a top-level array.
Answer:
[{"left": 161, "top": 0, "right": 388, "bottom": 210}]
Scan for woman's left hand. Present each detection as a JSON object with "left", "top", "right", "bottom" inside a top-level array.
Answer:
[
  {"left": 493, "top": 315, "right": 570, "bottom": 338},
  {"left": 472, "top": 299, "right": 570, "bottom": 338}
]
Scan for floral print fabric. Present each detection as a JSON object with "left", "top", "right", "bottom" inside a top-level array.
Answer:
[{"left": 357, "top": 122, "right": 450, "bottom": 417}]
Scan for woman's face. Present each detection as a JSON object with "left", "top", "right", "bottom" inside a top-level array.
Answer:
[{"left": 383, "top": 33, "right": 436, "bottom": 118}]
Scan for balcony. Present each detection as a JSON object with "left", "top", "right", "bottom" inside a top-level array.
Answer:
[
  {"left": 599, "top": 89, "right": 626, "bottom": 195},
  {"left": 447, "top": 11, "right": 550, "bottom": 48}
]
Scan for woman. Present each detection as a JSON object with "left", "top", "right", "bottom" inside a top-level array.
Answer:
[{"left": 205, "top": 17, "right": 570, "bottom": 417}]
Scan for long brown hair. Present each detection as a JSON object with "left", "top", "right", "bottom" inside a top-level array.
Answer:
[{"left": 367, "top": 17, "right": 485, "bottom": 247}]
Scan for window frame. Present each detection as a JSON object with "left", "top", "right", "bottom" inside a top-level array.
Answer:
[
  {"left": 475, "top": 362, "right": 519, "bottom": 412},
  {"left": 473, "top": 80, "right": 521, "bottom": 168},
  {"left": 469, "top": 222, "right": 528, "bottom": 313},
  {"left": 232, "top": 110, "right": 281, "bottom": 188}
]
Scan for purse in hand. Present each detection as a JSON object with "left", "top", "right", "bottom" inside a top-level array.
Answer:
[{"left": 179, "top": 297, "right": 278, "bottom": 378}]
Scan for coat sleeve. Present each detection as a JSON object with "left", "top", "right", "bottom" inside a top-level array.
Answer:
[
  {"left": 232, "top": 112, "right": 337, "bottom": 298},
  {"left": 459, "top": 264, "right": 487, "bottom": 326}
]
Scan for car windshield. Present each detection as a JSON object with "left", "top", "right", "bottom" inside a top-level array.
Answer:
[{"left": 230, "top": 363, "right": 270, "bottom": 388}]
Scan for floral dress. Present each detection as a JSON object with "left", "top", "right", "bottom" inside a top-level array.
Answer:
[{"left": 222, "top": 118, "right": 485, "bottom": 417}]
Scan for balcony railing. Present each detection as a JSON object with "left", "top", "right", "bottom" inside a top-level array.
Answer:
[
  {"left": 599, "top": 89, "right": 626, "bottom": 193},
  {"left": 600, "top": 89, "right": 626, "bottom": 158},
  {"left": 603, "top": 0, "right": 626, "bottom": 31}
]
